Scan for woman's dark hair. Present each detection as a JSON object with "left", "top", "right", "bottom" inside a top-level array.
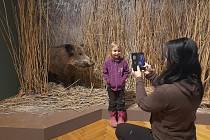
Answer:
[{"left": 157, "top": 37, "right": 203, "bottom": 97}]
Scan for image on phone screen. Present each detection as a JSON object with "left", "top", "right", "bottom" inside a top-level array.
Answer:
[
  {"left": 131, "top": 53, "right": 138, "bottom": 71},
  {"left": 131, "top": 52, "right": 145, "bottom": 71},
  {"left": 139, "top": 53, "right": 145, "bottom": 70}
]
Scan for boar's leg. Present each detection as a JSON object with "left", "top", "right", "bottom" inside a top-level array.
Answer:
[{"left": 48, "top": 71, "right": 61, "bottom": 84}]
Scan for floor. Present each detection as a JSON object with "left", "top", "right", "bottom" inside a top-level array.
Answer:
[{"left": 54, "top": 119, "right": 210, "bottom": 140}]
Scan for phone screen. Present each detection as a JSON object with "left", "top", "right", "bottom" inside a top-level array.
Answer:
[
  {"left": 131, "top": 53, "right": 138, "bottom": 71},
  {"left": 131, "top": 52, "right": 145, "bottom": 71},
  {"left": 139, "top": 53, "right": 145, "bottom": 70}
]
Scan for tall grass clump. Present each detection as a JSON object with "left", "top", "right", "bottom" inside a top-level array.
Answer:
[
  {"left": 80, "top": 0, "right": 128, "bottom": 87},
  {"left": 0, "top": 0, "right": 50, "bottom": 94},
  {"left": 80, "top": 0, "right": 210, "bottom": 102}
]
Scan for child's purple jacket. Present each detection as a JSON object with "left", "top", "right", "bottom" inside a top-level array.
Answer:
[{"left": 102, "top": 57, "right": 129, "bottom": 91}]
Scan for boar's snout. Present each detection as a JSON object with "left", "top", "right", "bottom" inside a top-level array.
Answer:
[
  {"left": 81, "top": 60, "right": 95, "bottom": 67},
  {"left": 72, "top": 59, "right": 95, "bottom": 68}
]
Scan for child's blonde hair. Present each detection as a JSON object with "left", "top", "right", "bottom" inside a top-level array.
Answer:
[{"left": 106, "top": 42, "right": 124, "bottom": 59}]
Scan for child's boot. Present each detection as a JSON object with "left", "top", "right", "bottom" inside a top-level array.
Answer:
[
  {"left": 117, "top": 111, "right": 126, "bottom": 124},
  {"left": 109, "top": 111, "right": 117, "bottom": 128}
]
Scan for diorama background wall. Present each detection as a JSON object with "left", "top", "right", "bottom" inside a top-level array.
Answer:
[
  {"left": 0, "top": 0, "right": 19, "bottom": 100},
  {"left": 0, "top": 42, "right": 19, "bottom": 100}
]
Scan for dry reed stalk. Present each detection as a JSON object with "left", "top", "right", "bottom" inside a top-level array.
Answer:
[
  {"left": 81, "top": 0, "right": 210, "bottom": 101},
  {"left": 0, "top": 0, "right": 50, "bottom": 94}
]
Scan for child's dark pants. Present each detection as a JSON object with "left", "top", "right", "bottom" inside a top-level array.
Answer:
[{"left": 107, "top": 86, "right": 125, "bottom": 111}]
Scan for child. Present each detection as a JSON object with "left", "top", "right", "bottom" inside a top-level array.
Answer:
[{"left": 102, "top": 42, "right": 129, "bottom": 127}]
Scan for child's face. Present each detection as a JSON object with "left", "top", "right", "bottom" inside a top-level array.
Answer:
[{"left": 111, "top": 46, "right": 121, "bottom": 59}]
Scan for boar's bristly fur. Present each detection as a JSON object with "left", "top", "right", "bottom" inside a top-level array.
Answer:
[{"left": 48, "top": 43, "right": 94, "bottom": 86}]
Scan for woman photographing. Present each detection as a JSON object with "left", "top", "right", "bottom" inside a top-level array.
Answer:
[{"left": 115, "top": 37, "right": 204, "bottom": 140}]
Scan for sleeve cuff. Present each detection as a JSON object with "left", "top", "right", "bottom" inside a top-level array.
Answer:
[{"left": 136, "top": 77, "right": 144, "bottom": 83}]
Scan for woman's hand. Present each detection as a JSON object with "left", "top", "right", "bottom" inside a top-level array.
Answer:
[
  {"left": 132, "top": 63, "right": 154, "bottom": 78},
  {"left": 132, "top": 66, "right": 142, "bottom": 78},
  {"left": 144, "top": 62, "right": 154, "bottom": 75}
]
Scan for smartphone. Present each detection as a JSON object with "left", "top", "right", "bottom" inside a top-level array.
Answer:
[{"left": 131, "top": 52, "right": 145, "bottom": 71}]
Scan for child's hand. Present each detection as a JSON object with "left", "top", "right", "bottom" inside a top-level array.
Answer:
[{"left": 132, "top": 66, "right": 142, "bottom": 78}]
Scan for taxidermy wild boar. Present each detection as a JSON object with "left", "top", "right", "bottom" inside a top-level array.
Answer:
[{"left": 48, "top": 44, "right": 94, "bottom": 86}]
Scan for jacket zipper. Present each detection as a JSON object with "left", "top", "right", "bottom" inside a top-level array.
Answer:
[{"left": 115, "top": 62, "right": 118, "bottom": 90}]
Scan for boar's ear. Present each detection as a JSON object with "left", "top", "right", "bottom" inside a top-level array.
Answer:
[{"left": 64, "top": 44, "right": 74, "bottom": 56}]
